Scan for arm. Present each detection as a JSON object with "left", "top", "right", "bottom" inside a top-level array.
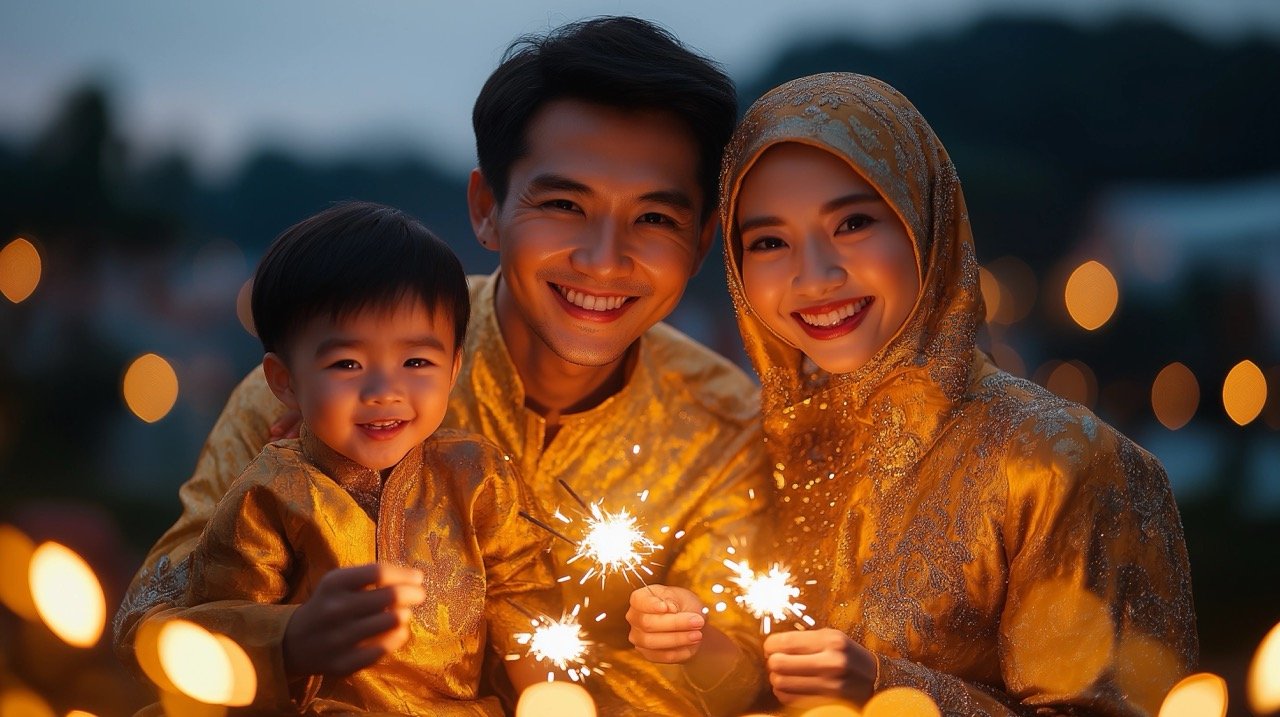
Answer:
[
  {"left": 764, "top": 413, "right": 1197, "bottom": 716},
  {"left": 113, "top": 367, "right": 287, "bottom": 671}
]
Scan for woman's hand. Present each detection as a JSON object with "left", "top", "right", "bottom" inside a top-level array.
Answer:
[
  {"left": 763, "top": 628, "right": 877, "bottom": 705},
  {"left": 625, "top": 584, "right": 707, "bottom": 663}
]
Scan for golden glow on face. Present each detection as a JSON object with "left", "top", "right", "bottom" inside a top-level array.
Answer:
[
  {"left": 0, "top": 237, "right": 42, "bottom": 304},
  {"left": 1006, "top": 580, "right": 1114, "bottom": 696},
  {"left": 1151, "top": 362, "right": 1199, "bottom": 430},
  {"left": 515, "top": 681, "right": 596, "bottom": 717},
  {"left": 158, "top": 619, "right": 257, "bottom": 706},
  {"left": 0, "top": 686, "right": 56, "bottom": 717},
  {"left": 1248, "top": 621, "right": 1280, "bottom": 715},
  {"left": 864, "top": 687, "right": 941, "bottom": 717},
  {"left": 123, "top": 353, "right": 181, "bottom": 423},
  {"left": 1064, "top": 260, "right": 1118, "bottom": 331},
  {"left": 1222, "top": 360, "right": 1267, "bottom": 426},
  {"left": 0, "top": 524, "right": 38, "bottom": 621},
  {"left": 28, "top": 542, "right": 105, "bottom": 648},
  {"left": 1158, "top": 672, "right": 1227, "bottom": 717}
]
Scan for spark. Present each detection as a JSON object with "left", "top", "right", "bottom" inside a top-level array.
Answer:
[
  {"left": 512, "top": 608, "right": 597, "bottom": 683},
  {"left": 569, "top": 502, "right": 660, "bottom": 586},
  {"left": 723, "top": 558, "right": 809, "bottom": 634}
]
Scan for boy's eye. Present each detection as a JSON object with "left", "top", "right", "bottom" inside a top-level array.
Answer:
[
  {"left": 745, "top": 236, "right": 786, "bottom": 253},
  {"left": 327, "top": 359, "right": 360, "bottom": 370},
  {"left": 404, "top": 358, "right": 435, "bottom": 368},
  {"left": 838, "top": 214, "right": 875, "bottom": 233}
]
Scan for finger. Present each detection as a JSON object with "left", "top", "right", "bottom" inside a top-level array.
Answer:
[
  {"left": 769, "top": 672, "right": 843, "bottom": 697},
  {"left": 321, "top": 583, "right": 421, "bottom": 623},
  {"left": 315, "top": 564, "right": 385, "bottom": 594},
  {"left": 768, "top": 650, "right": 846, "bottom": 677},
  {"left": 763, "top": 629, "right": 832, "bottom": 656},
  {"left": 375, "top": 564, "right": 425, "bottom": 588},
  {"left": 633, "top": 611, "right": 705, "bottom": 634},
  {"left": 325, "top": 610, "right": 400, "bottom": 650},
  {"left": 325, "top": 644, "right": 388, "bottom": 676},
  {"left": 630, "top": 627, "right": 703, "bottom": 651},
  {"left": 629, "top": 586, "right": 677, "bottom": 614},
  {"left": 637, "top": 646, "right": 699, "bottom": 664},
  {"left": 360, "top": 621, "right": 412, "bottom": 654}
]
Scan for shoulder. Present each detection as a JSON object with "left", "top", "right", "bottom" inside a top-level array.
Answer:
[
  {"left": 642, "top": 321, "right": 761, "bottom": 428},
  {"left": 228, "top": 440, "right": 314, "bottom": 495},
  {"left": 420, "top": 429, "right": 516, "bottom": 481}
]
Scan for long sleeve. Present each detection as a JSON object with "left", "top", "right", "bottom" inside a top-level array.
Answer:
[
  {"left": 113, "top": 367, "right": 286, "bottom": 671},
  {"left": 874, "top": 409, "right": 1197, "bottom": 717}
]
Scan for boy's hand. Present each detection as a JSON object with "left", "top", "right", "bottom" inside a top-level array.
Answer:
[
  {"left": 763, "top": 628, "right": 877, "bottom": 705},
  {"left": 269, "top": 410, "right": 302, "bottom": 439},
  {"left": 626, "top": 584, "right": 707, "bottom": 663},
  {"left": 282, "top": 564, "right": 425, "bottom": 677}
]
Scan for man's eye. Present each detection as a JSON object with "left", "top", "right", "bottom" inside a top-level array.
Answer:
[
  {"left": 746, "top": 236, "right": 786, "bottom": 252},
  {"left": 638, "top": 212, "right": 675, "bottom": 226},
  {"left": 839, "top": 214, "right": 875, "bottom": 232},
  {"left": 404, "top": 358, "right": 435, "bottom": 368},
  {"left": 544, "top": 199, "right": 579, "bottom": 212},
  {"left": 328, "top": 359, "right": 360, "bottom": 370}
]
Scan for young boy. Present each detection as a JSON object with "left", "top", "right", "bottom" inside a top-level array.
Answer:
[{"left": 171, "top": 202, "right": 558, "bottom": 714}]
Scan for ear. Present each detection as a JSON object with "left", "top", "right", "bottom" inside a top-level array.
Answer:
[
  {"left": 262, "top": 353, "right": 300, "bottom": 410},
  {"left": 467, "top": 168, "right": 500, "bottom": 252},
  {"left": 448, "top": 349, "right": 463, "bottom": 390},
  {"left": 690, "top": 216, "right": 718, "bottom": 275}
]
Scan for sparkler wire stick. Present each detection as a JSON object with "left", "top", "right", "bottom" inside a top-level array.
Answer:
[{"left": 518, "top": 510, "right": 579, "bottom": 547}]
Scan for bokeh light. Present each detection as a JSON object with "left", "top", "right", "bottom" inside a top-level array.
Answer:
[
  {"left": 989, "top": 342, "right": 1026, "bottom": 378},
  {"left": 28, "top": 541, "right": 106, "bottom": 648},
  {"left": 1151, "top": 362, "right": 1199, "bottom": 430},
  {"left": 1248, "top": 621, "right": 1280, "bottom": 715},
  {"left": 1158, "top": 672, "right": 1227, "bottom": 717},
  {"left": 158, "top": 619, "right": 257, "bottom": 706},
  {"left": 1064, "top": 260, "right": 1118, "bottom": 331},
  {"left": 987, "top": 255, "right": 1037, "bottom": 323},
  {"left": 796, "top": 703, "right": 860, "bottom": 717},
  {"left": 515, "top": 681, "right": 596, "bottom": 717},
  {"left": 864, "top": 687, "right": 941, "bottom": 717},
  {"left": 66, "top": 711, "right": 100, "bottom": 717},
  {"left": 1041, "top": 360, "right": 1097, "bottom": 408},
  {"left": 1222, "top": 360, "right": 1267, "bottom": 426},
  {"left": 1115, "top": 632, "right": 1183, "bottom": 715},
  {"left": 0, "top": 524, "right": 38, "bottom": 621},
  {"left": 0, "top": 236, "right": 42, "bottom": 303},
  {"left": 122, "top": 353, "right": 180, "bottom": 423},
  {"left": 1006, "top": 580, "right": 1114, "bottom": 695},
  {"left": 235, "top": 278, "right": 256, "bottom": 338},
  {"left": 0, "top": 687, "right": 56, "bottom": 717},
  {"left": 979, "top": 267, "right": 1008, "bottom": 325}
]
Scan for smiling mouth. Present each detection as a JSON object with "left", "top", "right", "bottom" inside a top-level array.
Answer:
[
  {"left": 550, "top": 283, "right": 637, "bottom": 312},
  {"left": 796, "top": 297, "right": 872, "bottom": 328},
  {"left": 359, "top": 419, "right": 406, "bottom": 431}
]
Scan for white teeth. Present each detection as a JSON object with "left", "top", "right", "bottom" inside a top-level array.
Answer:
[
  {"left": 798, "top": 298, "right": 869, "bottom": 327},
  {"left": 365, "top": 420, "right": 402, "bottom": 428},
  {"left": 559, "top": 286, "right": 627, "bottom": 311}
]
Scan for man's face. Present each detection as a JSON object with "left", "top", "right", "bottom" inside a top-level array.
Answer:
[
  {"left": 263, "top": 300, "right": 461, "bottom": 472},
  {"left": 472, "top": 99, "right": 709, "bottom": 367}
]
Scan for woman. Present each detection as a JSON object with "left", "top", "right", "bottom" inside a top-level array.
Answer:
[{"left": 629, "top": 73, "right": 1197, "bottom": 715}]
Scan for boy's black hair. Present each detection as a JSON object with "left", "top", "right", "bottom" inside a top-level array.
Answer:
[
  {"left": 472, "top": 16, "right": 737, "bottom": 222},
  {"left": 251, "top": 201, "right": 469, "bottom": 357}
]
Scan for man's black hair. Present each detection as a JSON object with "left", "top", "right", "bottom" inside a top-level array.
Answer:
[
  {"left": 472, "top": 16, "right": 737, "bottom": 222},
  {"left": 251, "top": 201, "right": 469, "bottom": 357}
]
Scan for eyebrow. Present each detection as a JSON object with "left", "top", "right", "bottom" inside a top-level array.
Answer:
[
  {"left": 738, "top": 192, "right": 883, "bottom": 234},
  {"left": 530, "top": 173, "right": 695, "bottom": 214},
  {"left": 315, "top": 336, "right": 447, "bottom": 356}
]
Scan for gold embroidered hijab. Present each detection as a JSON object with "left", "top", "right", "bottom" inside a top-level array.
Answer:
[{"left": 721, "top": 72, "right": 982, "bottom": 462}]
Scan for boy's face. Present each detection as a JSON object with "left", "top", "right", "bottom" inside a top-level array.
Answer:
[
  {"left": 470, "top": 98, "right": 712, "bottom": 367},
  {"left": 263, "top": 300, "right": 461, "bottom": 472}
]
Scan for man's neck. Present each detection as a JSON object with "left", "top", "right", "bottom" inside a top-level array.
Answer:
[{"left": 494, "top": 279, "right": 635, "bottom": 429}]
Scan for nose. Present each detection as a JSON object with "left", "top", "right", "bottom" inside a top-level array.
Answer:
[
  {"left": 792, "top": 235, "right": 847, "bottom": 298},
  {"left": 360, "top": 367, "right": 403, "bottom": 405},
  {"left": 568, "top": 218, "right": 633, "bottom": 280}
]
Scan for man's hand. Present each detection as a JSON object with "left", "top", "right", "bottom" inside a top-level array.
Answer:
[
  {"left": 626, "top": 584, "right": 707, "bottom": 664},
  {"left": 269, "top": 410, "right": 302, "bottom": 439},
  {"left": 282, "top": 564, "right": 425, "bottom": 677},
  {"left": 763, "top": 628, "right": 877, "bottom": 705}
]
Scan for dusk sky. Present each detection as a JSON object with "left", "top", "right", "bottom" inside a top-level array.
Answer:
[{"left": 3, "top": 0, "right": 1277, "bottom": 176}]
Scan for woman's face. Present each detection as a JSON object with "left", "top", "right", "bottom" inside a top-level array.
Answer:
[{"left": 736, "top": 142, "right": 920, "bottom": 374}]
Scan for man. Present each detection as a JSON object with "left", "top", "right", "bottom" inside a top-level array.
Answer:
[{"left": 115, "top": 17, "right": 767, "bottom": 716}]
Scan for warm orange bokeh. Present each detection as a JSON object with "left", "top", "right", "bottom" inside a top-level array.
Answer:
[
  {"left": 157, "top": 619, "right": 257, "bottom": 707},
  {"left": 28, "top": 541, "right": 106, "bottom": 648},
  {"left": 1248, "top": 621, "right": 1280, "bottom": 715},
  {"left": 0, "top": 524, "right": 38, "bottom": 621},
  {"left": 122, "top": 353, "right": 180, "bottom": 423},
  {"left": 0, "top": 686, "right": 56, "bottom": 717},
  {"left": 235, "top": 278, "right": 256, "bottom": 338},
  {"left": 1151, "top": 362, "right": 1199, "bottom": 430},
  {"left": 1222, "top": 360, "right": 1267, "bottom": 426},
  {"left": 0, "top": 236, "right": 42, "bottom": 303},
  {"left": 1064, "top": 260, "right": 1118, "bottom": 331},
  {"left": 1043, "top": 360, "right": 1097, "bottom": 408},
  {"left": 1006, "top": 580, "right": 1114, "bottom": 696},
  {"left": 863, "top": 687, "right": 942, "bottom": 717},
  {"left": 1158, "top": 672, "right": 1227, "bottom": 717},
  {"left": 515, "top": 681, "right": 596, "bottom": 717}
]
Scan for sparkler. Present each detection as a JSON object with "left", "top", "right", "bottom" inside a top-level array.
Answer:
[
  {"left": 723, "top": 558, "right": 812, "bottom": 634},
  {"left": 510, "top": 604, "right": 598, "bottom": 683}
]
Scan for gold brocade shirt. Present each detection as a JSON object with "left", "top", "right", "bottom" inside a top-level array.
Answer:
[
  {"left": 115, "top": 273, "right": 770, "bottom": 716},
  {"left": 170, "top": 428, "right": 557, "bottom": 715},
  {"left": 718, "top": 73, "right": 1197, "bottom": 716}
]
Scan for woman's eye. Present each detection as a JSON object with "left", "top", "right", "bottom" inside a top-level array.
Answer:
[
  {"left": 404, "top": 358, "right": 435, "bottom": 368},
  {"left": 838, "top": 214, "right": 875, "bottom": 232},
  {"left": 745, "top": 236, "right": 786, "bottom": 252},
  {"left": 328, "top": 359, "right": 359, "bottom": 370}
]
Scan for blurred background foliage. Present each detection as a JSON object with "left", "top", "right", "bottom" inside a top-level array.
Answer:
[{"left": 2, "top": 14, "right": 1278, "bottom": 715}]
